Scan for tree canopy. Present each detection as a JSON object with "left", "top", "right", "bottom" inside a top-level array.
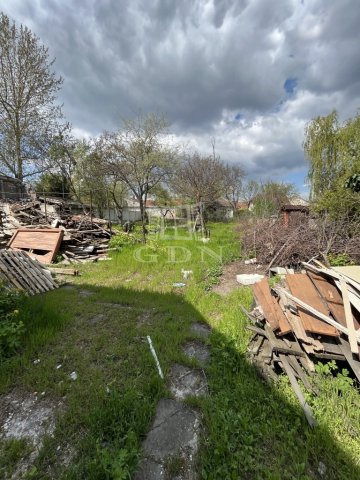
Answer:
[
  {"left": 0, "top": 13, "right": 64, "bottom": 181},
  {"left": 304, "top": 110, "right": 360, "bottom": 217}
]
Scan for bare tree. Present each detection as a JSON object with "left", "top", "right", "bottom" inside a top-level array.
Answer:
[
  {"left": 99, "top": 112, "right": 177, "bottom": 242},
  {"left": 224, "top": 164, "right": 245, "bottom": 215},
  {"left": 172, "top": 152, "right": 227, "bottom": 232},
  {"left": 0, "top": 13, "right": 63, "bottom": 181}
]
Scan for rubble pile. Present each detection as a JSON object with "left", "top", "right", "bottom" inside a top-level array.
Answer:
[{"left": 0, "top": 198, "right": 114, "bottom": 263}]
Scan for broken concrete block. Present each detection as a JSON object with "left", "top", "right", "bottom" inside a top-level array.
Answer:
[{"left": 236, "top": 274, "right": 264, "bottom": 285}]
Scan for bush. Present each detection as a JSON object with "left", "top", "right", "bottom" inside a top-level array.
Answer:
[
  {"left": 109, "top": 231, "right": 142, "bottom": 250},
  {"left": 0, "top": 286, "right": 26, "bottom": 358}
]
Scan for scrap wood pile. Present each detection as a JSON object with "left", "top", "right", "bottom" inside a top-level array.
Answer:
[
  {"left": 241, "top": 216, "right": 360, "bottom": 270},
  {"left": 0, "top": 250, "right": 58, "bottom": 295},
  {"left": 0, "top": 199, "right": 114, "bottom": 264},
  {"left": 244, "top": 261, "right": 360, "bottom": 427}
]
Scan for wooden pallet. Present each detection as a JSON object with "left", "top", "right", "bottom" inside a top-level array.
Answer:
[
  {"left": 8, "top": 228, "right": 64, "bottom": 264},
  {"left": 0, "top": 250, "right": 57, "bottom": 295}
]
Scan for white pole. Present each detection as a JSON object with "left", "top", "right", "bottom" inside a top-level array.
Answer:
[{"left": 147, "top": 335, "right": 164, "bottom": 379}]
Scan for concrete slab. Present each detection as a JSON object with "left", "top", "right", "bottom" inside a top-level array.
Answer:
[
  {"left": 169, "top": 364, "right": 208, "bottom": 400},
  {"left": 182, "top": 341, "right": 210, "bottom": 365},
  {"left": 189, "top": 323, "right": 211, "bottom": 339},
  {"left": 79, "top": 289, "right": 94, "bottom": 297},
  {"left": 134, "top": 399, "right": 199, "bottom": 480}
]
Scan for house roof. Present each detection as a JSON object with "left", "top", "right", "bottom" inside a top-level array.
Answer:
[{"left": 0, "top": 174, "right": 23, "bottom": 184}]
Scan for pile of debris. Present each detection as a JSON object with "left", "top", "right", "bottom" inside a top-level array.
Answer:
[
  {"left": 244, "top": 260, "right": 360, "bottom": 426},
  {"left": 241, "top": 215, "right": 360, "bottom": 270},
  {"left": 0, "top": 199, "right": 114, "bottom": 264}
]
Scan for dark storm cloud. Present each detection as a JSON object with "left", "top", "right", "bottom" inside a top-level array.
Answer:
[{"left": 1, "top": 0, "right": 360, "bottom": 184}]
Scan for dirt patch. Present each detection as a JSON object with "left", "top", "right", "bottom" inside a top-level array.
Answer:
[{"left": 212, "top": 260, "right": 265, "bottom": 296}]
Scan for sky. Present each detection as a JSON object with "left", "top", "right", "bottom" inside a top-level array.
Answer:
[{"left": 1, "top": 0, "right": 360, "bottom": 196}]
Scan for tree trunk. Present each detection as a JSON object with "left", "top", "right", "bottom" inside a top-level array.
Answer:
[
  {"left": 139, "top": 196, "right": 147, "bottom": 243},
  {"left": 15, "top": 128, "right": 23, "bottom": 182}
]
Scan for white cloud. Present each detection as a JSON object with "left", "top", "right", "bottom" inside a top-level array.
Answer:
[{"left": 1, "top": 0, "right": 360, "bottom": 187}]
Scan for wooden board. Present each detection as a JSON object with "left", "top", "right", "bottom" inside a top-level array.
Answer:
[
  {"left": 333, "top": 266, "right": 360, "bottom": 285},
  {"left": 286, "top": 274, "right": 338, "bottom": 336},
  {"left": 0, "top": 250, "right": 57, "bottom": 295},
  {"left": 253, "top": 279, "right": 291, "bottom": 334},
  {"left": 8, "top": 228, "right": 64, "bottom": 264},
  {"left": 308, "top": 271, "right": 360, "bottom": 330}
]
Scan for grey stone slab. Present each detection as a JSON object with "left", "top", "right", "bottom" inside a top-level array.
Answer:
[
  {"left": 135, "top": 399, "right": 199, "bottom": 480},
  {"left": 189, "top": 323, "right": 211, "bottom": 339},
  {"left": 79, "top": 289, "right": 93, "bottom": 297},
  {"left": 169, "top": 364, "right": 208, "bottom": 400},
  {"left": 182, "top": 341, "right": 210, "bottom": 365},
  {"left": 134, "top": 458, "right": 165, "bottom": 480}
]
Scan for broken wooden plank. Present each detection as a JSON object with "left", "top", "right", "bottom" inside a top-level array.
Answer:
[
  {"left": 278, "top": 353, "right": 316, "bottom": 427},
  {"left": 308, "top": 271, "right": 360, "bottom": 330},
  {"left": 253, "top": 279, "right": 279, "bottom": 330},
  {"left": 48, "top": 267, "right": 79, "bottom": 276},
  {"left": 285, "top": 274, "right": 338, "bottom": 336},
  {"left": 8, "top": 228, "right": 64, "bottom": 264},
  {"left": 340, "top": 279, "right": 359, "bottom": 356},
  {"left": 337, "top": 336, "right": 360, "bottom": 383},
  {"left": 275, "top": 286, "right": 360, "bottom": 343},
  {"left": 253, "top": 279, "right": 291, "bottom": 333}
]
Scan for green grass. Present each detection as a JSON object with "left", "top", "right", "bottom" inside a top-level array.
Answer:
[{"left": 0, "top": 222, "right": 359, "bottom": 479}]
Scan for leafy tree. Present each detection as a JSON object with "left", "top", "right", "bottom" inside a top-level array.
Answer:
[
  {"left": 0, "top": 13, "right": 64, "bottom": 181},
  {"left": 35, "top": 172, "right": 71, "bottom": 197},
  {"left": 304, "top": 110, "right": 360, "bottom": 218},
  {"left": 252, "top": 181, "right": 298, "bottom": 217},
  {"left": 172, "top": 152, "right": 227, "bottom": 232},
  {"left": 224, "top": 164, "right": 245, "bottom": 215},
  {"left": 99, "top": 112, "right": 177, "bottom": 241},
  {"left": 241, "top": 180, "right": 260, "bottom": 208}
]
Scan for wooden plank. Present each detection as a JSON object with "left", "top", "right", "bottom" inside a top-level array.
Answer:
[
  {"left": 48, "top": 267, "right": 79, "bottom": 276},
  {"left": 253, "top": 279, "right": 279, "bottom": 330},
  {"left": 0, "top": 253, "right": 38, "bottom": 294},
  {"left": 8, "top": 228, "right": 64, "bottom": 264},
  {"left": 253, "top": 279, "right": 291, "bottom": 334},
  {"left": 278, "top": 353, "right": 316, "bottom": 427},
  {"left": 275, "top": 286, "right": 360, "bottom": 343},
  {"left": 286, "top": 274, "right": 338, "bottom": 336},
  {"left": 2, "top": 251, "right": 41, "bottom": 294},
  {"left": 333, "top": 266, "right": 360, "bottom": 285},
  {"left": 340, "top": 280, "right": 359, "bottom": 356},
  {"left": 264, "top": 324, "right": 305, "bottom": 357},
  {"left": 19, "top": 252, "right": 56, "bottom": 290},
  {"left": 15, "top": 252, "right": 52, "bottom": 293},
  {"left": 337, "top": 336, "right": 360, "bottom": 383},
  {"left": 287, "top": 355, "right": 315, "bottom": 393},
  {"left": 308, "top": 271, "right": 360, "bottom": 330},
  {"left": 0, "top": 250, "right": 57, "bottom": 295},
  {"left": 0, "top": 258, "right": 26, "bottom": 291},
  {"left": 246, "top": 325, "right": 305, "bottom": 357}
]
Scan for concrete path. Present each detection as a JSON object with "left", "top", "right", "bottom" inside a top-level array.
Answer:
[{"left": 135, "top": 322, "right": 211, "bottom": 479}]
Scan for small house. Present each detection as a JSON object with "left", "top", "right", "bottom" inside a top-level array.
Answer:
[{"left": 0, "top": 175, "right": 26, "bottom": 201}]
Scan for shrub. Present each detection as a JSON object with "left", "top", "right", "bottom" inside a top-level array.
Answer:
[
  {"left": 109, "top": 231, "right": 142, "bottom": 250},
  {"left": 0, "top": 286, "right": 26, "bottom": 358}
]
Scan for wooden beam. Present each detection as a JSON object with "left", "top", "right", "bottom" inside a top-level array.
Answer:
[{"left": 339, "top": 280, "right": 359, "bottom": 355}]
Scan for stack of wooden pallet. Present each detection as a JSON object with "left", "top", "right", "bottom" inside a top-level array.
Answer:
[
  {"left": 245, "top": 261, "right": 360, "bottom": 426},
  {"left": 0, "top": 250, "right": 58, "bottom": 295}
]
